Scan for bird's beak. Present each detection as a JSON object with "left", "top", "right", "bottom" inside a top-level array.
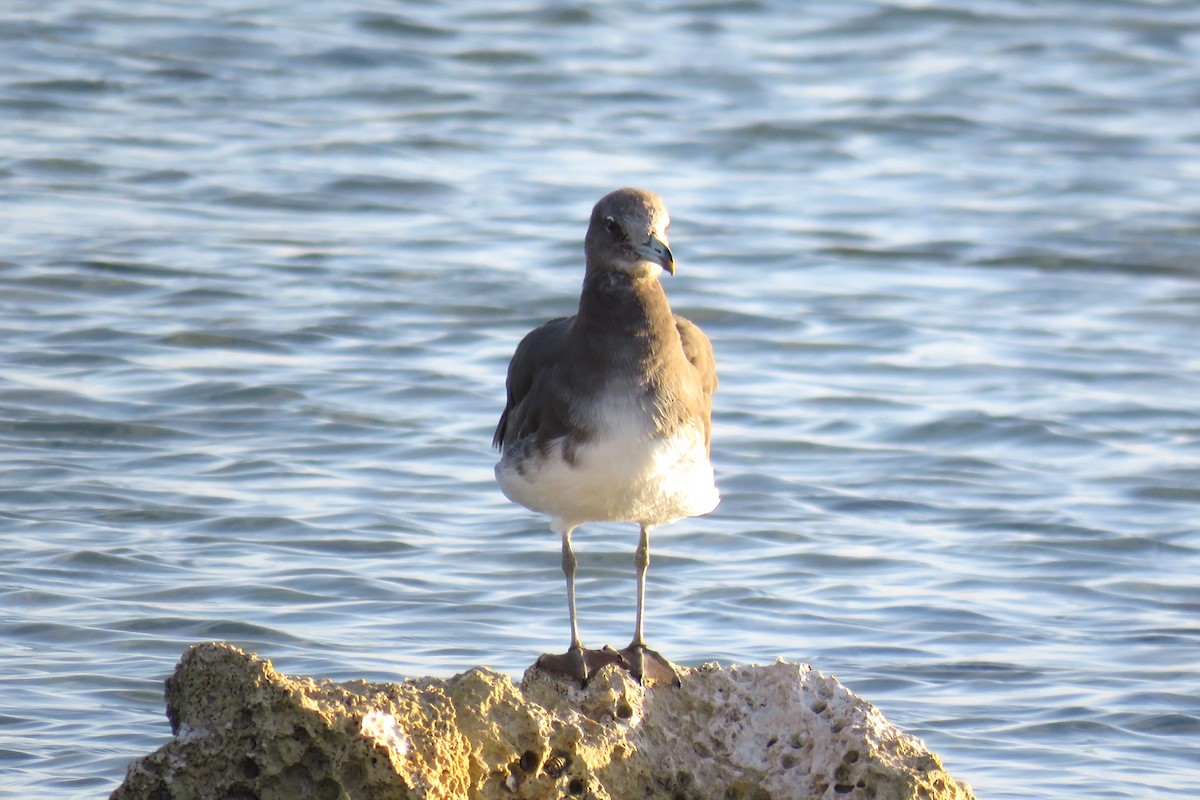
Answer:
[{"left": 632, "top": 234, "right": 675, "bottom": 275}]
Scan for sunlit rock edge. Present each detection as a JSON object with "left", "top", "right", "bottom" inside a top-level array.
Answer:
[{"left": 110, "top": 642, "right": 975, "bottom": 800}]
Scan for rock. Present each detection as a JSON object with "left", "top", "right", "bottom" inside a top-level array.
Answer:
[{"left": 111, "top": 643, "right": 975, "bottom": 800}]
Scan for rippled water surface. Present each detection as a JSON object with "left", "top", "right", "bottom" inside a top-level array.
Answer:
[{"left": 3, "top": 1, "right": 1199, "bottom": 798}]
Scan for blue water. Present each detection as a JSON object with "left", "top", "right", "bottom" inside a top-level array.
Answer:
[{"left": 2, "top": 1, "right": 1199, "bottom": 797}]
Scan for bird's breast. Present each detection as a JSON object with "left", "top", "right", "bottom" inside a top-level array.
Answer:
[{"left": 583, "top": 384, "right": 656, "bottom": 438}]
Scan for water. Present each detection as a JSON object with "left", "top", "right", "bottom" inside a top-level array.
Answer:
[{"left": 2, "top": 1, "right": 1198, "bottom": 797}]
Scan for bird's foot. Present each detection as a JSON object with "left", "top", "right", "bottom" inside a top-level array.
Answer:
[
  {"left": 536, "top": 644, "right": 625, "bottom": 687},
  {"left": 618, "top": 642, "right": 681, "bottom": 687}
]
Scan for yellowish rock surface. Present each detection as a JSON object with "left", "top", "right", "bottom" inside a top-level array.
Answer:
[{"left": 111, "top": 643, "right": 975, "bottom": 800}]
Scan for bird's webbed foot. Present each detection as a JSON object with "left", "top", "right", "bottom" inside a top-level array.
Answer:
[
  {"left": 618, "top": 642, "right": 681, "bottom": 687},
  {"left": 536, "top": 644, "right": 625, "bottom": 687}
]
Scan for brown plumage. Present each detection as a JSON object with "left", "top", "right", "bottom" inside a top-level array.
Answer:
[
  {"left": 494, "top": 188, "right": 716, "bottom": 460},
  {"left": 493, "top": 187, "right": 719, "bottom": 686}
]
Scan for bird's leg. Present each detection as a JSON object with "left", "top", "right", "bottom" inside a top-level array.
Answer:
[
  {"left": 536, "top": 526, "right": 622, "bottom": 686},
  {"left": 619, "top": 525, "right": 680, "bottom": 686},
  {"left": 564, "top": 527, "right": 583, "bottom": 650},
  {"left": 631, "top": 524, "right": 649, "bottom": 646}
]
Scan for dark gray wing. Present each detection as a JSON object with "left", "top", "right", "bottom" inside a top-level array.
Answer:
[
  {"left": 493, "top": 316, "right": 575, "bottom": 450},
  {"left": 674, "top": 315, "right": 717, "bottom": 453}
]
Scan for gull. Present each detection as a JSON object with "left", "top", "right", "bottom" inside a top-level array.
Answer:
[{"left": 494, "top": 187, "right": 718, "bottom": 686}]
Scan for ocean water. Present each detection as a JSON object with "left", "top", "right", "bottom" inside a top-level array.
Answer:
[{"left": 2, "top": 1, "right": 1198, "bottom": 797}]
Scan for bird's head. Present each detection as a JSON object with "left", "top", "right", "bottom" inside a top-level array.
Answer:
[{"left": 584, "top": 187, "right": 674, "bottom": 279}]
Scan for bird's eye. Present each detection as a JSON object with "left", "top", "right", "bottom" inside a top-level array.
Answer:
[{"left": 605, "top": 216, "right": 624, "bottom": 239}]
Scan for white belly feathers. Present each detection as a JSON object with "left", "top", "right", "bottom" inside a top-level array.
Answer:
[{"left": 495, "top": 394, "right": 719, "bottom": 530}]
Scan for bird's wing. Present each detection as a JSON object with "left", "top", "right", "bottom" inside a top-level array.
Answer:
[
  {"left": 674, "top": 315, "right": 717, "bottom": 451},
  {"left": 674, "top": 315, "right": 717, "bottom": 397},
  {"left": 493, "top": 316, "right": 575, "bottom": 450}
]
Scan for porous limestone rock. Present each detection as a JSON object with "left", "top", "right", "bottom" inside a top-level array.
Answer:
[{"left": 112, "top": 643, "right": 975, "bottom": 800}]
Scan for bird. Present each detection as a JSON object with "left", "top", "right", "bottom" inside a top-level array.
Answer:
[{"left": 493, "top": 187, "right": 719, "bottom": 687}]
